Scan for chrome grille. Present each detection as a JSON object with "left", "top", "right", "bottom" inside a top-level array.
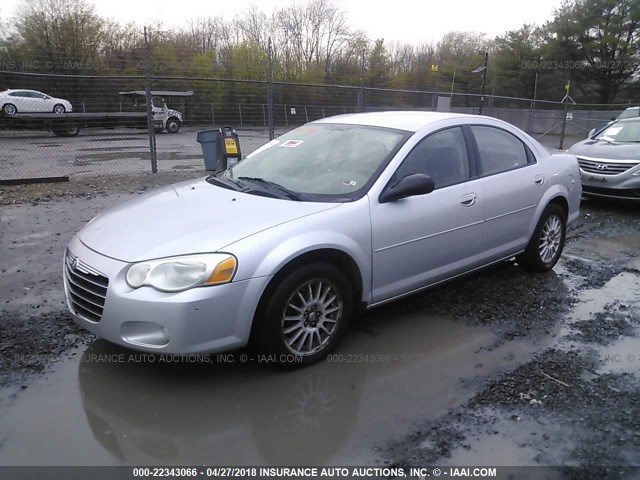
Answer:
[
  {"left": 64, "top": 250, "right": 108, "bottom": 322},
  {"left": 577, "top": 157, "right": 639, "bottom": 175}
]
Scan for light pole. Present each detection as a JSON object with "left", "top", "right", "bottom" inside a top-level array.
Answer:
[{"left": 477, "top": 50, "right": 489, "bottom": 115}]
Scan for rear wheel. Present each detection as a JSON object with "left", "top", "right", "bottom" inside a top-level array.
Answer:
[
  {"left": 2, "top": 103, "right": 17, "bottom": 115},
  {"left": 257, "top": 263, "right": 352, "bottom": 368},
  {"left": 53, "top": 104, "right": 66, "bottom": 114},
  {"left": 52, "top": 126, "right": 80, "bottom": 137},
  {"left": 517, "top": 204, "right": 566, "bottom": 272}
]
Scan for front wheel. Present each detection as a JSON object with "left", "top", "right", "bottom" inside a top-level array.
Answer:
[
  {"left": 166, "top": 117, "right": 181, "bottom": 133},
  {"left": 2, "top": 103, "right": 17, "bottom": 115},
  {"left": 53, "top": 104, "right": 66, "bottom": 114},
  {"left": 257, "top": 263, "right": 352, "bottom": 368},
  {"left": 517, "top": 204, "right": 566, "bottom": 272}
]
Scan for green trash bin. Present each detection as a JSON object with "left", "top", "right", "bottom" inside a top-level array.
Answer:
[{"left": 196, "top": 130, "right": 220, "bottom": 171}]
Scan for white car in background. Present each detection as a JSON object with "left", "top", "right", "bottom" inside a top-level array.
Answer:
[{"left": 0, "top": 89, "right": 73, "bottom": 115}]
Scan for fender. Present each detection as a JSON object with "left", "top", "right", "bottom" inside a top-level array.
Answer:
[{"left": 225, "top": 201, "right": 373, "bottom": 304}]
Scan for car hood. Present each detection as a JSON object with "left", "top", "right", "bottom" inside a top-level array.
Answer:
[
  {"left": 569, "top": 140, "right": 640, "bottom": 160},
  {"left": 79, "top": 178, "right": 339, "bottom": 262}
]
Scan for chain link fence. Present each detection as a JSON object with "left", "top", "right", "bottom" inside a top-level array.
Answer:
[{"left": 0, "top": 69, "right": 634, "bottom": 182}]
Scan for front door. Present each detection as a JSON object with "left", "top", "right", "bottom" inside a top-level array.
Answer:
[{"left": 370, "top": 126, "right": 486, "bottom": 303}]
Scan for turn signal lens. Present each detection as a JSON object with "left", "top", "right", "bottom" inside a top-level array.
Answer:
[{"left": 207, "top": 257, "right": 237, "bottom": 285}]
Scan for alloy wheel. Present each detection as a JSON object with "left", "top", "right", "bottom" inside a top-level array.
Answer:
[
  {"left": 538, "top": 214, "right": 562, "bottom": 264},
  {"left": 281, "top": 279, "right": 343, "bottom": 356}
]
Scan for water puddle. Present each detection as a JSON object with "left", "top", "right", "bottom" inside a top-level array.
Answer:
[
  {"left": 0, "top": 309, "right": 550, "bottom": 466},
  {"left": 564, "top": 233, "right": 640, "bottom": 264}
]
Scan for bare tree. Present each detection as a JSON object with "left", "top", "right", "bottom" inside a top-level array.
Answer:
[
  {"left": 274, "top": 0, "right": 354, "bottom": 79},
  {"left": 235, "top": 5, "right": 273, "bottom": 48},
  {"left": 14, "top": 0, "right": 106, "bottom": 71}
]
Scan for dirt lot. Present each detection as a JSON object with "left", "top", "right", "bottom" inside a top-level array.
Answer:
[
  {"left": 0, "top": 126, "right": 271, "bottom": 180},
  {"left": 0, "top": 175, "right": 638, "bottom": 474}
]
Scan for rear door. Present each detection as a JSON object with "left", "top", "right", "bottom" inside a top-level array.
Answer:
[{"left": 468, "top": 125, "right": 545, "bottom": 259}]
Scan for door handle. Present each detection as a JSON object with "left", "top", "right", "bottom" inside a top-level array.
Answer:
[
  {"left": 534, "top": 174, "right": 545, "bottom": 185},
  {"left": 459, "top": 193, "right": 477, "bottom": 207}
]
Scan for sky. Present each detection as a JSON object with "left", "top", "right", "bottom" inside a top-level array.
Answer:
[{"left": 1, "top": 0, "right": 563, "bottom": 44}]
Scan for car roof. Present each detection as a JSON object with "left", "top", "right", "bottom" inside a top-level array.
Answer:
[
  {"left": 312, "top": 111, "right": 479, "bottom": 132},
  {"left": 616, "top": 116, "right": 640, "bottom": 123},
  {"left": 2, "top": 89, "right": 41, "bottom": 93}
]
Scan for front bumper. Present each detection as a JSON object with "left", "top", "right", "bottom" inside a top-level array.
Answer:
[
  {"left": 63, "top": 235, "right": 272, "bottom": 354},
  {"left": 580, "top": 162, "right": 640, "bottom": 200}
]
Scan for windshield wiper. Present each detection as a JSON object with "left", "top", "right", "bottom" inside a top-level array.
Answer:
[
  {"left": 237, "top": 176, "right": 305, "bottom": 201},
  {"left": 206, "top": 172, "right": 244, "bottom": 191},
  {"left": 598, "top": 136, "right": 616, "bottom": 144}
]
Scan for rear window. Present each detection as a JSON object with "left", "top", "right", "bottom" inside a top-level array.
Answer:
[{"left": 471, "top": 126, "right": 529, "bottom": 176}]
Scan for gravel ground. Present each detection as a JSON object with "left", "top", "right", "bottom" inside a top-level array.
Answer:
[
  {"left": 381, "top": 199, "right": 640, "bottom": 474},
  {"left": 0, "top": 171, "right": 206, "bottom": 206},
  {"left": 1, "top": 172, "right": 205, "bottom": 389}
]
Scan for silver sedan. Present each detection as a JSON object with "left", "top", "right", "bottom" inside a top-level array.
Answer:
[{"left": 64, "top": 112, "right": 581, "bottom": 367}]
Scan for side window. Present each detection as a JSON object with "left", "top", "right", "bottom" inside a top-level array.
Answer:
[
  {"left": 471, "top": 126, "right": 529, "bottom": 176},
  {"left": 394, "top": 127, "right": 470, "bottom": 189}
]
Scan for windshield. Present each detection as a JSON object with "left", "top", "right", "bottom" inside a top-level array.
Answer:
[
  {"left": 617, "top": 108, "right": 640, "bottom": 120},
  {"left": 594, "top": 120, "right": 640, "bottom": 143},
  {"left": 223, "top": 123, "right": 409, "bottom": 200}
]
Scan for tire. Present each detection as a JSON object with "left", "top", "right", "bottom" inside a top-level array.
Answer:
[
  {"left": 517, "top": 204, "right": 566, "bottom": 272},
  {"left": 2, "top": 103, "right": 17, "bottom": 115},
  {"left": 52, "top": 126, "right": 80, "bottom": 137},
  {"left": 166, "top": 117, "right": 180, "bottom": 133},
  {"left": 256, "top": 263, "right": 353, "bottom": 368},
  {"left": 53, "top": 104, "right": 66, "bottom": 114}
]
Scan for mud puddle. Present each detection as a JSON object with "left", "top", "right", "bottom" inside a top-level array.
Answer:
[
  {"left": 384, "top": 228, "right": 640, "bottom": 471},
  {"left": 0, "top": 311, "right": 550, "bottom": 466}
]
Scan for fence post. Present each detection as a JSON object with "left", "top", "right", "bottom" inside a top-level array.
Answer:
[
  {"left": 560, "top": 102, "right": 570, "bottom": 150},
  {"left": 559, "top": 80, "right": 573, "bottom": 150},
  {"left": 267, "top": 37, "right": 274, "bottom": 140},
  {"left": 284, "top": 105, "right": 288, "bottom": 126},
  {"left": 211, "top": 104, "right": 215, "bottom": 126},
  {"left": 434, "top": 69, "right": 440, "bottom": 111},
  {"left": 238, "top": 104, "right": 243, "bottom": 127},
  {"left": 358, "top": 49, "right": 365, "bottom": 112},
  {"left": 143, "top": 26, "right": 158, "bottom": 174},
  {"left": 527, "top": 72, "right": 538, "bottom": 135}
]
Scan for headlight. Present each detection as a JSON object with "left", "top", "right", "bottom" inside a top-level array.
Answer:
[{"left": 126, "top": 254, "right": 237, "bottom": 292}]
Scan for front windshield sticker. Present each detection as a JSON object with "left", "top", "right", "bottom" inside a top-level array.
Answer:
[
  {"left": 343, "top": 180, "right": 357, "bottom": 186},
  {"left": 279, "top": 139, "right": 304, "bottom": 148},
  {"left": 604, "top": 127, "right": 622, "bottom": 136}
]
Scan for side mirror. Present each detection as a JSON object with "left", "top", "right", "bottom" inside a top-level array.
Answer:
[
  {"left": 610, "top": 116, "right": 616, "bottom": 121},
  {"left": 588, "top": 128, "right": 595, "bottom": 138},
  {"left": 379, "top": 173, "right": 435, "bottom": 203}
]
